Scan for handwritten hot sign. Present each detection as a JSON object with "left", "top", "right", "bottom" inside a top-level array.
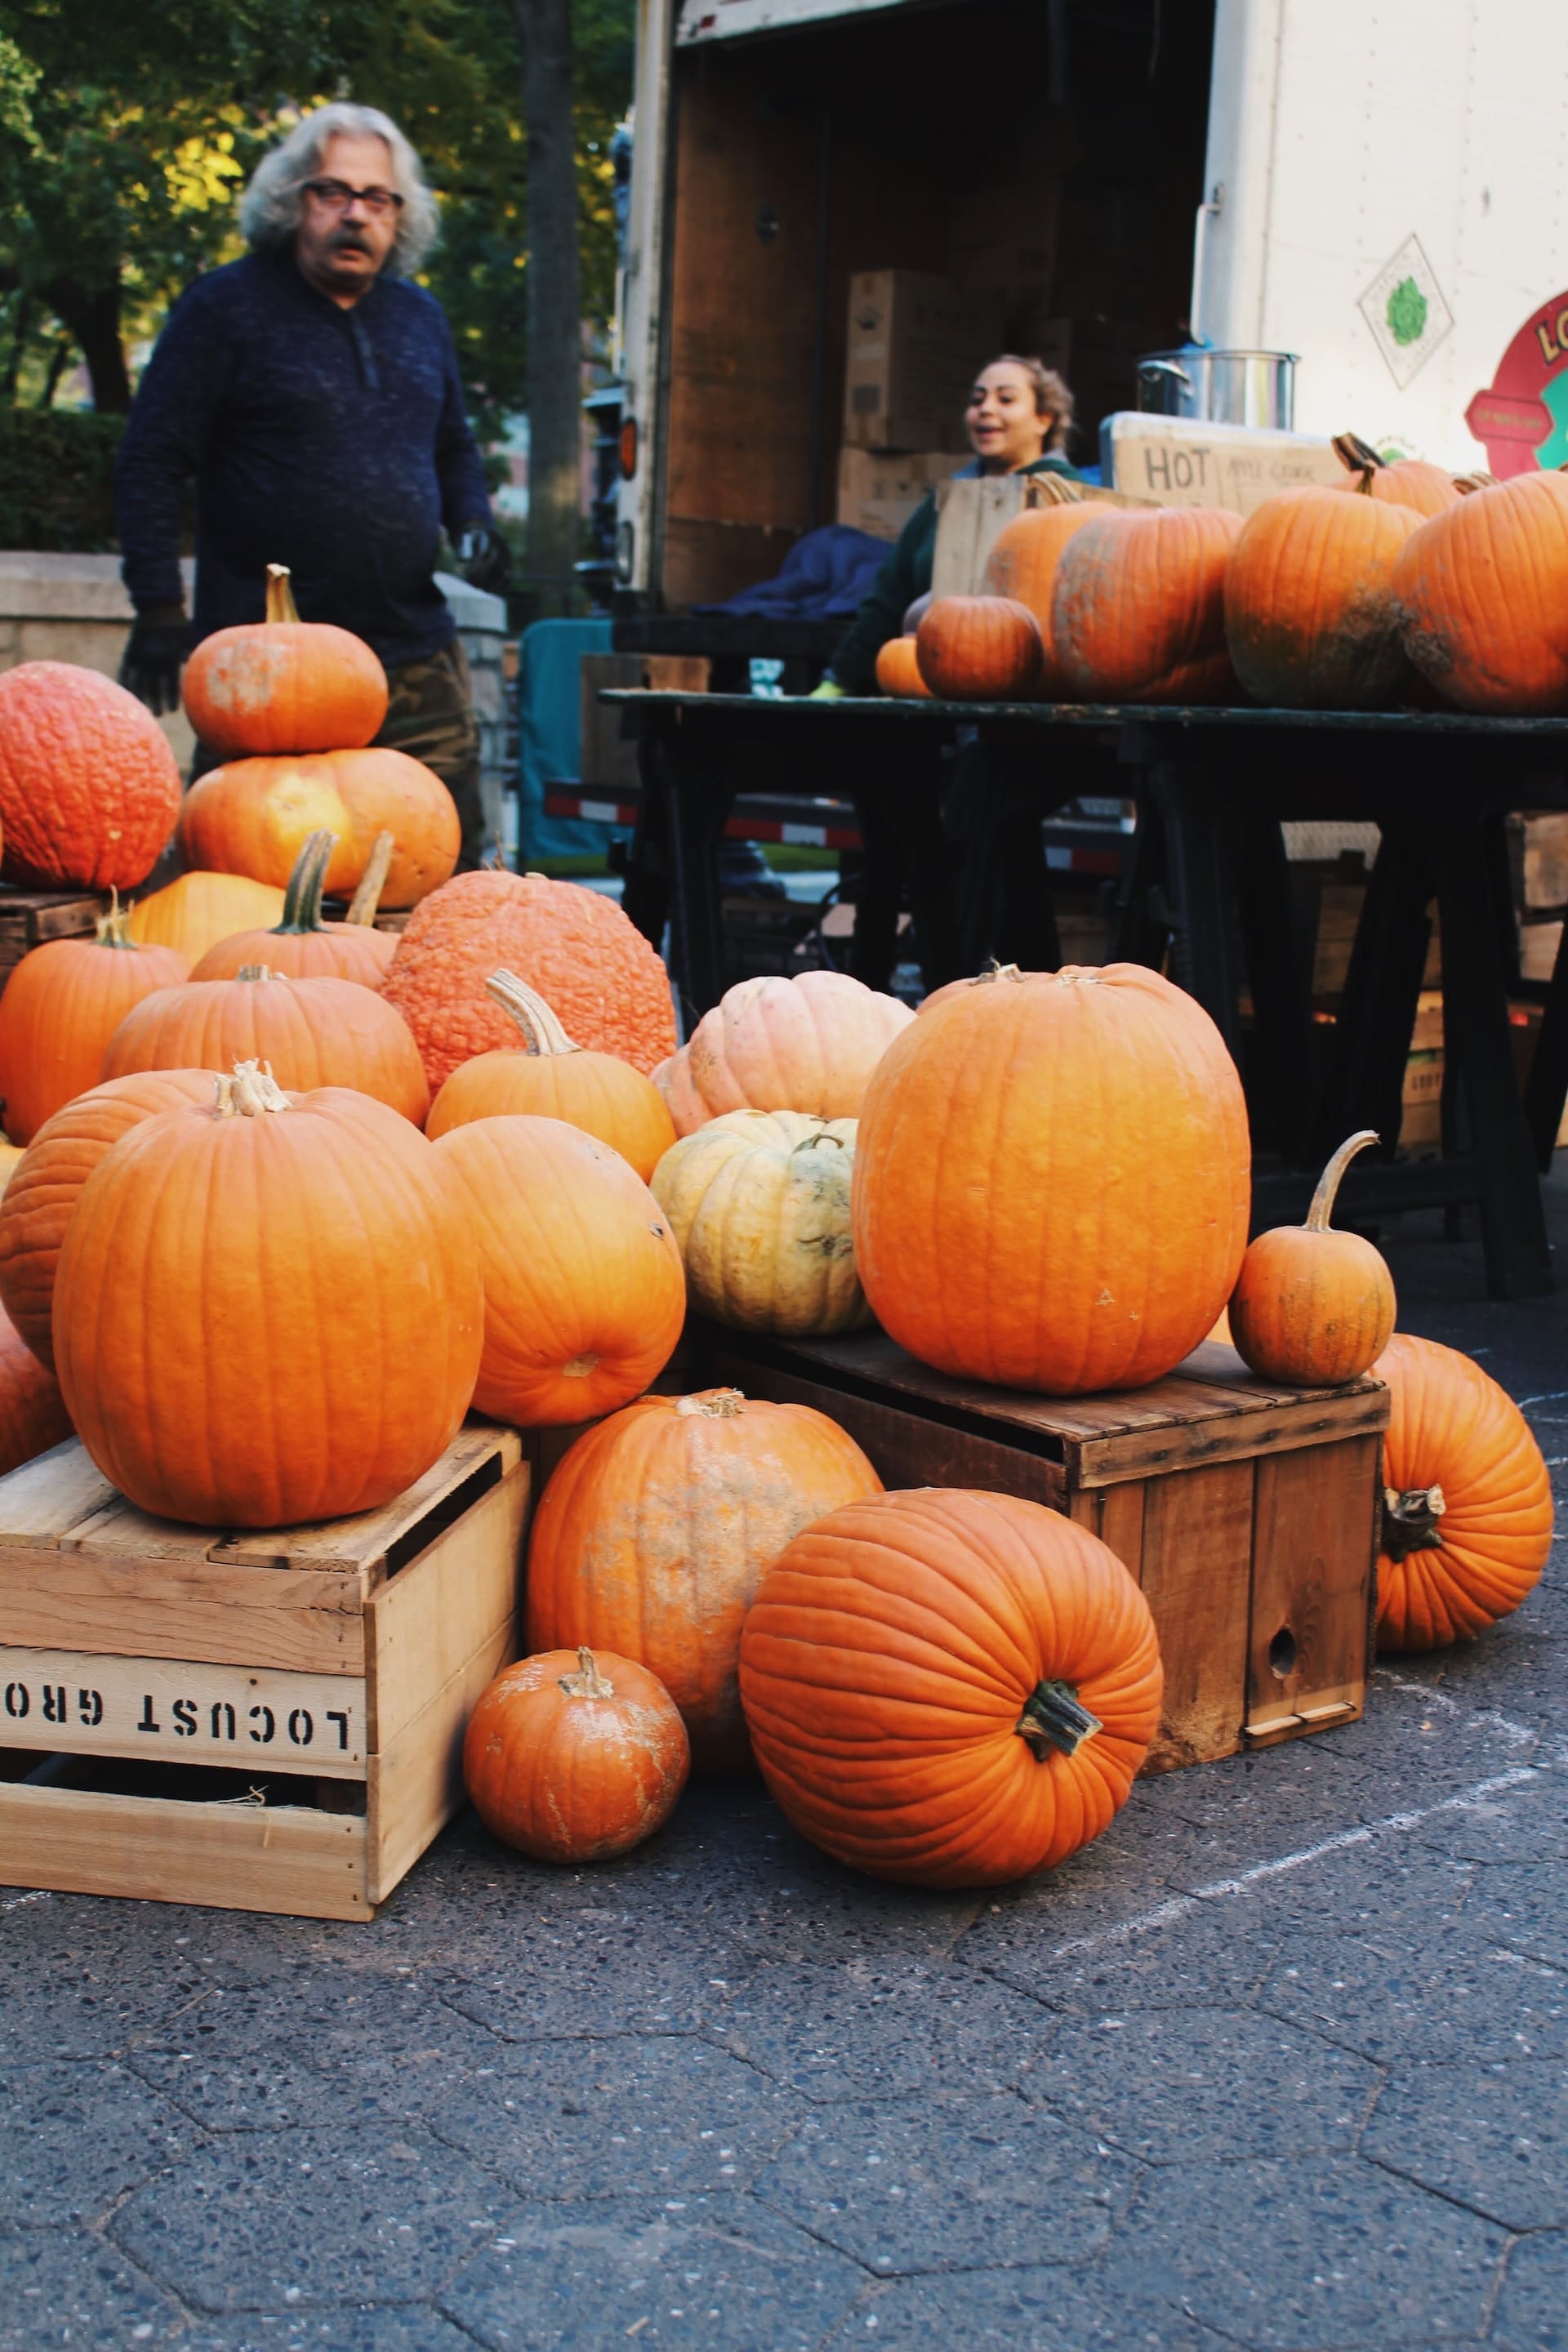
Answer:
[{"left": 0, "top": 1648, "right": 366, "bottom": 1778}]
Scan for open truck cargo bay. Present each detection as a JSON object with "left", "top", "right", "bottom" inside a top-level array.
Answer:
[{"left": 618, "top": 0, "right": 1568, "bottom": 609}]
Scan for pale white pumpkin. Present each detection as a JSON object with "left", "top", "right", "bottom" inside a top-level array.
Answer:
[{"left": 650, "top": 1108, "right": 872, "bottom": 1336}]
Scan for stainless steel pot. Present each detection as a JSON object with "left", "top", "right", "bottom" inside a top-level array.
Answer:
[{"left": 1136, "top": 348, "right": 1298, "bottom": 430}]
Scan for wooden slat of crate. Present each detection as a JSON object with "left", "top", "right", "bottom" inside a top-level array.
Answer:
[
  {"left": 0, "top": 889, "right": 105, "bottom": 951},
  {"left": 698, "top": 1328, "right": 1388, "bottom": 1775}
]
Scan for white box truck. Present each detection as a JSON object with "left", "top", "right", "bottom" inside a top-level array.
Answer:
[{"left": 613, "top": 0, "right": 1568, "bottom": 610}]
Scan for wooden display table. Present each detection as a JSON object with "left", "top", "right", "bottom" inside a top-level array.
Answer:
[
  {"left": 693, "top": 1325, "right": 1389, "bottom": 1776},
  {"left": 0, "top": 1426, "right": 528, "bottom": 1921}
]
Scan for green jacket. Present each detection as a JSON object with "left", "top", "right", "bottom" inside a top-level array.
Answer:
[{"left": 826, "top": 452, "right": 1082, "bottom": 693}]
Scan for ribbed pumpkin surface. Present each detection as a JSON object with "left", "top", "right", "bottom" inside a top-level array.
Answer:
[
  {"left": 1052, "top": 507, "right": 1243, "bottom": 703},
  {"left": 1224, "top": 486, "right": 1426, "bottom": 710},
  {"left": 0, "top": 662, "right": 181, "bottom": 889},
  {"left": 528, "top": 1388, "right": 884, "bottom": 1771},
  {"left": 0, "top": 929, "right": 190, "bottom": 1145},
  {"left": 192, "top": 921, "right": 397, "bottom": 987},
  {"left": 179, "top": 748, "right": 457, "bottom": 907},
  {"left": 127, "top": 872, "right": 287, "bottom": 962},
  {"left": 983, "top": 501, "right": 1110, "bottom": 689},
  {"left": 183, "top": 618, "right": 388, "bottom": 758},
  {"left": 654, "top": 970, "right": 911, "bottom": 1136},
  {"left": 738, "top": 1487, "right": 1163, "bottom": 1887},
  {"left": 427, "top": 1043, "right": 675, "bottom": 1177},
  {"left": 1392, "top": 471, "right": 1568, "bottom": 714},
  {"left": 0, "top": 1298, "right": 73, "bottom": 1475},
  {"left": 1375, "top": 1333, "right": 1553, "bottom": 1650},
  {"left": 852, "top": 964, "right": 1250, "bottom": 1393}
]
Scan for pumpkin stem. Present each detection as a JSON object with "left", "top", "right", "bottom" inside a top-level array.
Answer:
[
  {"left": 1305, "top": 1129, "right": 1380, "bottom": 1232},
  {"left": 1332, "top": 431, "right": 1385, "bottom": 482},
  {"left": 791, "top": 1126, "right": 843, "bottom": 1155},
  {"left": 234, "top": 964, "right": 278, "bottom": 983},
  {"left": 265, "top": 564, "right": 301, "bottom": 626},
  {"left": 484, "top": 968, "right": 579, "bottom": 1057},
  {"left": 274, "top": 831, "right": 336, "bottom": 935},
  {"left": 973, "top": 961, "right": 1023, "bottom": 986},
  {"left": 559, "top": 1646, "right": 615, "bottom": 1699},
  {"left": 1453, "top": 471, "right": 1497, "bottom": 496},
  {"left": 1015, "top": 1678, "right": 1102, "bottom": 1758},
  {"left": 94, "top": 886, "right": 138, "bottom": 951},
  {"left": 345, "top": 831, "right": 394, "bottom": 925},
  {"left": 213, "top": 1058, "right": 290, "bottom": 1119},
  {"left": 1382, "top": 1482, "right": 1447, "bottom": 1562},
  {"left": 675, "top": 1389, "right": 744, "bottom": 1419}
]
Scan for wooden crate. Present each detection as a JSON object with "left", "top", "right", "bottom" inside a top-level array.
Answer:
[
  {"left": 0, "top": 1425, "right": 528, "bottom": 1921},
  {"left": 694, "top": 1328, "right": 1389, "bottom": 1775},
  {"left": 0, "top": 886, "right": 105, "bottom": 986}
]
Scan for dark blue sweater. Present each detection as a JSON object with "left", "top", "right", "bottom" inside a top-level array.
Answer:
[{"left": 114, "top": 245, "right": 494, "bottom": 668}]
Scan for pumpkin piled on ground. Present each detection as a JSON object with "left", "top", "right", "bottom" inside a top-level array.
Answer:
[
  {"left": 190, "top": 830, "right": 399, "bottom": 987},
  {"left": 431, "top": 1113, "right": 686, "bottom": 1425},
  {"left": 526, "top": 1388, "right": 883, "bottom": 1772},
  {"left": 738, "top": 1486, "right": 1163, "bottom": 1887},
  {"left": 0, "top": 1069, "right": 217, "bottom": 1370},
  {"left": 382, "top": 869, "right": 678, "bottom": 1091},
  {"left": 853, "top": 962, "right": 1250, "bottom": 1393},
  {"left": 0, "top": 662, "right": 181, "bottom": 890},
  {"left": 102, "top": 964, "right": 430, "bottom": 1125},
  {"left": 1229, "top": 1131, "right": 1396, "bottom": 1385},
  {"left": 1392, "top": 469, "right": 1568, "bottom": 715},
  {"left": 1224, "top": 483, "right": 1428, "bottom": 710},
  {"left": 0, "top": 1298, "right": 73, "bottom": 1476},
  {"left": 1374, "top": 1333, "right": 1553, "bottom": 1651},
  {"left": 1052, "top": 506, "right": 1244, "bottom": 704},
  {"left": 128, "top": 871, "right": 287, "bottom": 962},
  {"left": 652, "top": 1109, "right": 871, "bottom": 1336},
  {"left": 654, "top": 969, "right": 911, "bottom": 1135},
  {"left": 0, "top": 899, "right": 189, "bottom": 1145},
  {"left": 53, "top": 1060, "right": 483, "bottom": 1526},
  {"left": 425, "top": 970, "right": 676, "bottom": 1179},
  {"left": 182, "top": 564, "right": 389, "bottom": 758},
  {"left": 464, "top": 1646, "right": 690, "bottom": 1864},
  {"left": 915, "top": 595, "right": 1043, "bottom": 700}
]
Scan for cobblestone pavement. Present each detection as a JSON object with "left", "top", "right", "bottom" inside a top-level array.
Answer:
[{"left": 6, "top": 1182, "right": 1568, "bottom": 2352}]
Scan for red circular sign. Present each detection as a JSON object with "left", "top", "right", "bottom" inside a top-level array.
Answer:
[{"left": 1466, "top": 294, "right": 1568, "bottom": 476}]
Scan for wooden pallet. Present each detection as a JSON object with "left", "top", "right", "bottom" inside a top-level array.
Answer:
[
  {"left": 0, "top": 1424, "right": 528, "bottom": 1920},
  {"left": 0, "top": 886, "right": 105, "bottom": 978},
  {"left": 693, "top": 1326, "right": 1390, "bottom": 1775}
]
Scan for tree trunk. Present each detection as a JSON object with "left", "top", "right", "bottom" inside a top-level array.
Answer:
[
  {"left": 42, "top": 276, "right": 131, "bottom": 412},
  {"left": 510, "top": 0, "right": 583, "bottom": 608}
]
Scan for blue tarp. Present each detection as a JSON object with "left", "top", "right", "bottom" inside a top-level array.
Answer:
[{"left": 516, "top": 616, "right": 621, "bottom": 865}]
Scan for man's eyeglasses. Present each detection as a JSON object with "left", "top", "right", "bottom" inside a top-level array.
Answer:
[{"left": 301, "top": 179, "right": 404, "bottom": 218}]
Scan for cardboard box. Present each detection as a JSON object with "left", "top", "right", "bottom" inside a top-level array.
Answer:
[
  {"left": 1101, "top": 413, "right": 1348, "bottom": 515},
  {"left": 843, "top": 270, "right": 1004, "bottom": 452},
  {"left": 836, "top": 448, "right": 956, "bottom": 544}
]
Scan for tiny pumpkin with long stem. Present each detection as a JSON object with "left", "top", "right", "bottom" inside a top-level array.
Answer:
[
  {"left": 425, "top": 970, "right": 677, "bottom": 1179},
  {"left": 189, "top": 829, "right": 398, "bottom": 986},
  {"left": 1228, "top": 1130, "right": 1395, "bottom": 1385},
  {"left": 462, "top": 1644, "right": 691, "bottom": 1862}
]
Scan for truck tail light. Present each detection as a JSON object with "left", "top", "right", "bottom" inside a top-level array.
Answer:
[{"left": 618, "top": 417, "right": 639, "bottom": 479}]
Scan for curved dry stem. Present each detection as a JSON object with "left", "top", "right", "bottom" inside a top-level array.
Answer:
[
  {"left": 484, "top": 969, "right": 578, "bottom": 1056},
  {"left": 276, "top": 831, "right": 336, "bottom": 933},
  {"left": 265, "top": 564, "right": 301, "bottom": 625},
  {"left": 234, "top": 964, "right": 279, "bottom": 984},
  {"left": 95, "top": 885, "right": 136, "bottom": 950},
  {"left": 1333, "top": 431, "right": 1384, "bottom": 481},
  {"left": 1306, "top": 1130, "right": 1380, "bottom": 1232},
  {"left": 675, "top": 1390, "right": 744, "bottom": 1420},
  {"left": 345, "top": 832, "right": 394, "bottom": 926},
  {"left": 559, "top": 1646, "right": 615, "bottom": 1699}
]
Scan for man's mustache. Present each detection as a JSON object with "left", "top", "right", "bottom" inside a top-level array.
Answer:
[{"left": 332, "top": 231, "right": 372, "bottom": 253}]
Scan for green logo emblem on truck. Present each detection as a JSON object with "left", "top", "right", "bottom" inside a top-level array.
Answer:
[{"left": 1387, "top": 277, "right": 1429, "bottom": 348}]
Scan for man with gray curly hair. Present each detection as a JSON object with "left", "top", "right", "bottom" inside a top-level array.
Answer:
[{"left": 114, "top": 102, "right": 509, "bottom": 866}]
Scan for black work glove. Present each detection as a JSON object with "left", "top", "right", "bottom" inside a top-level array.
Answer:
[
  {"left": 119, "top": 605, "right": 190, "bottom": 716},
  {"left": 457, "top": 522, "right": 511, "bottom": 596}
]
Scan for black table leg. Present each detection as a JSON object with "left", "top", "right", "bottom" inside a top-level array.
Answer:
[
  {"left": 1524, "top": 907, "right": 1568, "bottom": 1171},
  {"left": 1235, "top": 819, "right": 1314, "bottom": 1158},
  {"left": 1149, "top": 762, "right": 1240, "bottom": 1058},
  {"left": 663, "top": 741, "right": 734, "bottom": 1024},
  {"left": 845, "top": 790, "right": 904, "bottom": 992},
  {"left": 1114, "top": 790, "right": 1171, "bottom": 969},
  {"left": 880, "top": 756, "right": 960, "bottom": 993},
  {"left": 621, "top": 732, "right": 674, "bottom": 950},
  {"left": 1309, "top": 826, "right": 1431, "bottom": 1167}
]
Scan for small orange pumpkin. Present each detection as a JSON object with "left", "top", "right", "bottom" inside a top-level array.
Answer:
[
  {"left": 430, "top": 1113, "right": 687, "bottom": 1425},
  {"left": 1374, "top": 1334, "right": 1553, "bottom": 1651},
  {"left": 1332, "top": 433, "right": 1462, "bottom": 519},
  {"left": 0, "top": 1069, "right": 219, "bottom": 1371},
  {"left": 1229, "top": 1131, "right": 1396, "bottom": 1384},
  {"left": 463, "top": 1646, "right": 690, "bottom": 1862},
  {"left": 181, "top": 564, "right": 389, "bottom": 758},
  {"left": 915, "top": 596, "right": 1044, "bottom": 701},
  {"left": 190, "top": 830, "right": 399, "bottom": 987},
  {"left": 874, "top": 635, "right": 932, "bottom": 698},
  {"left": 0, "top": 898, "right": 190, "bottom": 1145},
  {"left": 100, "top": 965, "right": 430, "bottom": 1126},
  {"left": 425, "top": 971, "right": 677, "bottom": 1179}
]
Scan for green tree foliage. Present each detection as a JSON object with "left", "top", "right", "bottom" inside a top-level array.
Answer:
[{"left": 0, "top": 0, "right": 634, "bottom": 426}]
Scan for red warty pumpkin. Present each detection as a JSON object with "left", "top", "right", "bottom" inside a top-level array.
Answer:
[{"left": 0, "top": 662, "right": 181, "bottom": 890}]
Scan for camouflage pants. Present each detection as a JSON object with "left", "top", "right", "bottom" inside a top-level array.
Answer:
[{"left": 378, "top": 639, "right": 485, "bottom": 872}]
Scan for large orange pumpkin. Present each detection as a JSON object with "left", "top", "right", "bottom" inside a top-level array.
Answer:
[
  {"left": 653, "top": 969, "right": 913, "bottom": 1137},
  {"left": 0, "top": 1299, "right": 73, "bottom": 1474},
  {"left": 526, "top": 1388, "right": 884, "bottom": 1771},
  {"left": 0, "top": 662, "right": 181, "bottom": 890},
  {"left": 851, "top": 962, "right": 1251, "bottom": 1393},
  {"left": 178, "top": 746, "right": 458, "bottom": 908},
  {"left": 382, "top": 870, "right": 678, "bottom": 1092},
  {"left": 425, "top": 970, "right": 676, "bottom": 1179},
  {"left": 190, "top": 830, "right": 398, "bottom": 988},
  {"left": 1053, "top": 507, "right": 1245, "bottom": 704},
  {"left": 1332, "top": 433, "right": 1462, "bottom": 519},
  {"left": 0, "top": 1069, "right": 218, "bottom": 1371},
  {"left": 1224, "top": 483, "right": 1428, "bottom": 711},
  {"left": 53, "top": 1062, "right": 483, "bottom": 1526},
  {"left": 127, "top": 871, "right": 287, "bottom": 962},
  {"left": 874, "top": 636, "right": 931, "bottom": 698},
  {"left": 915, "top": 596, "right": 1044, "bottom": 700},
  {"left": 181, "top": 564, "right": 389, "bottom": 758},
  {"left": 430, "top": 1113, "right": 686, "bottom": 1425},
  {"left": 0, "top": 902, "right": 190, "bottom": 1145},
  {"left": 100, "top": 965, "right": 430, "bottom": 1126},
  {"left": 983, "top": 501, "right": 1111, "bottom": 692},
  {"left": 1392, "top": 471, "right": 1568, "bottom": 714},
  {"left": 738, "top": 1486, "right": 1163, "bottom": 1887},
  {"left": 1374, "top": 1334, "right": 1553, "bottom": 1652},
  {"left": 464, "top": 1646, "right": 690, "bottom": 1862}
]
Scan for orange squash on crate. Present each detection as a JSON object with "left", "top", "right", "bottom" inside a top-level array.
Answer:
[
  {"left": 464, "top": 1646, "right": 690, "bottom": 1863},
  {"left": 181, "top": 564, "right": 389, "bottom": 758},
  {"left": 1229, "top": 1131, "right": 1396, "bottom": 1385},
  {"left": 0, "top": 898, "right": 190, "bottom": 1145}
]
